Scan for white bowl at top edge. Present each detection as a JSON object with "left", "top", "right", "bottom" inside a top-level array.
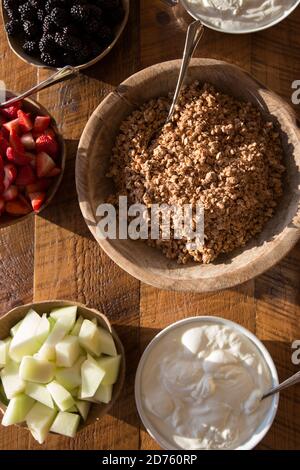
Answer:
[
  {"left": 180, "top": 0, "right": 300, "bottom": 34},
  {"left": 135, "top": 316, "right": 279, "bottom": 450}
]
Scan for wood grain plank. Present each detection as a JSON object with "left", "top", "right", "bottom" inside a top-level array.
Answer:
[
  {"left": 29, "top": 1, "right": 141, "bottom": 450},
  {"left": 139, "top": 0, "right": 255, "bottom": 450},
  {"left": 252, "top": 8, "right": 300, "bottom": 450},
  {"left": 0, "top": 21, "right": 37, "bottom": 449}
]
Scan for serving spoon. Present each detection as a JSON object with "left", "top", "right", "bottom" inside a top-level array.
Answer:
[{"left": 262, "top": 371, "right": 300, "bottom": 400}]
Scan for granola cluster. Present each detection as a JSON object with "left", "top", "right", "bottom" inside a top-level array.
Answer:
[{"left": 107, "top": 83, "right": 285, "bottom": 264}]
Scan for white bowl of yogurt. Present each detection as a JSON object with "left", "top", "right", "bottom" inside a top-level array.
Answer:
[
  {"left": 180, "top": 0, "right": 300, "bottom": 34},
  {"left": 135, "top": 316, "right": 279, "bottom": 450}
]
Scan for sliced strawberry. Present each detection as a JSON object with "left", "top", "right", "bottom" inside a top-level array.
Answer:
[
  {"left": 36, "top": 152, "right": 55, "bottom": 178},
  {"left": 20, "top": 132, "right": 35, "bottom": 150},
  {"left": 28, "top": 191, "right": 46, "bottom": 212},
  {"left": 3, "top": 163, "right": 17, "bottom": 190},
  {"left": 10, "top": 129, "right": 25, "bottom": 155},
  {"left": 6, "top": 197, "right": 31, "bottom": 215},
  {"left": 33, "top": 116, "right": 51, "bottom": 133},
  {"left": 0, "top": 132, "right": 9, "bottom": 158},
  {"left": 26, "top": 178, "right": 51, "bottom": 193},
  {"left": 0, "top": 180, "right": 4, "bottom": 195},
  {"left": 17, "top": 110, "right": 33, "bottom": 133},
  {"left": 3, "top": 118, "right": 20, "bottom": 135},
  {"left": 3, "top": 185, "right": 18, "bottom": 201},
  {"left": 35, "top": 134, "right": 58, "bottom": 159},
  {"left": 6, "top": 147, "right": 31, "bottom": 166},
  {"left": 0, "top": 154, "right": 4, "bottom": 176},
  {"left": 16, "top": 165, "right": 36, "bottom": 186},
  {"left": 47, "top": 167, "right": 61, "bottom": 177},
  {"left": 25, "top": 152, "right": 36, "bottom": 168},
  {"left": 1, "top": 103, "right": 21, "bottom": 121},
  {"left": 0, "top": 197, "right": 5, "bottom": 214}
]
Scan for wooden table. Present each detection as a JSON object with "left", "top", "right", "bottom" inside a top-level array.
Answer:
[{"left": 0, "top": 0, "right": 300, "bottom": 450}]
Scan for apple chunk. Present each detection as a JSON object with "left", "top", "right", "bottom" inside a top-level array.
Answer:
[
  {"left": 10, "top": 319, "right": 23, "bottom": 337},
  {"left": 47, "top": 381, "right": 75, "bottom": 412},
  {"left": 75, "top": 400, "right": 90, "bottom": 421},
  {"left": 2, "top": 394, "right": 35, "bottom": 426},
  {"left": 26, "top": 402, "right": 57, "bottom": 444},
  {"left": 55, "top": 356, "right": 85, "bottom": 391},
  {"left": 9, "top": 309, "right": 43, "bottom": 362},
  {"left": 50, "top": 411, "right": 80, "bottom": 438},
  {"left": 19, "top": 356, "right": 55, "bottom": 383},
  {"left": 25, "top": 382, "right": 54, "bottom": 409},
  {"left": 79, "top": 320, "right": 117, "bottom": 357},
  {"left": 35, "top": 314, "right": 50, "bottom": 344},
  {"left": 50, "top": 306, "right": 77, "bottom": 331},
  {"left": 94, "top": 384, "right": 113, "bottom": 404},
  {"left": 37, "top": 318, "right": 72, "bottom": 361},
  {"left": 0, "top": 338, "right": 11, "bottom": 368},
  {"left": 0, "top": 361, "right": 25, "bottom": 399},
  {"left": 70, "top": 316, "right": 84, "bottom": 336},
  {"left": 55, "top": 336, "right": 81, "bottom": 368},
  {"left": 79, "top": 357, "right": 105, "bottom": 399},
  {"left": 97, "top": 355, "right": 121, "bottom": 385}
]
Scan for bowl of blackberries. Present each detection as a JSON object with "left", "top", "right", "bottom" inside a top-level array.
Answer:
[{"left": 1, "top": 0, "right": 129, "bottom": 69}]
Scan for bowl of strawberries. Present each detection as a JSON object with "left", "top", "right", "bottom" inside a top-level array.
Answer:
[{"left": 0, "top": 93, "right": 65, "bottom": 226}]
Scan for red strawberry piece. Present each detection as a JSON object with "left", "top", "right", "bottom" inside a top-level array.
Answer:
[
  {"left": 0, "top": 154, "right": 4, "bottom": 175},
  {"left": 16, "top": 165, "right": 36, "bottom": 186},
  {"left": 6, "top": 147, "right": 31, "bottom": 166},
  {"left": 3, "top": 118, "right": 20, "bottom": 134},
  {"left": 35, "top": 134, "right": 58, "bottom": 159},
  {"left": 26, "top": 178, "right": 51, "bottom": 193},
  {"left": 36, "top": 152, "right": 55, "bottom": 178},
  {"left": 25, "top": 152, "right": 36, "bottom": 168},
  {"left": 6, "top": 197, "right": 31, "bottom": 215},
  {"left": 33, "top": 116, "right": 51, "bottom": 133},
  {"left": 0, "top": 132, "right": 9, "bottom": 158},
  {"left": 3, "top": 185, "right": 18, "bottom": 201},
  {"left": 20, "top": 132, "right": 35, "bottom": 150},
  {"left": 1, "top": 103, "right": 20, "bottom": 120},
  {"left": 0, "top": 197, "right": 5, "bottom": 214},
  {"left": 28, "top": 192, "right": 46, "bottom": 212},
  {"left": 3, "top": 163, "right": 17, "bottom": 190},
  {"left": 46, "top": 167, "right": 61, "bottom": 178},
  {"left": 0, "top": 180, "right": 4, "bottom": 195},
  {"left": 10, "top": 129, "right": 25, "bottom": 155},
  {"left": 17, "top": 110, "right": 33, "bottom": 133}
]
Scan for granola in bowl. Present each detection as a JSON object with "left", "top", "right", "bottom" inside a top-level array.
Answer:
[{"left": 107, "top": 82, "right": 285, "bottom": 264}]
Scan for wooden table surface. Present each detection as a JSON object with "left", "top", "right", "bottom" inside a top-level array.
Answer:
[{"left": 0, "top": 0, "right": 300, "bottom": 450}]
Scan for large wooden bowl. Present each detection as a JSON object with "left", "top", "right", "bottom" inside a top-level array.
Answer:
[
  {"left": 76, "top": 58, "right": 300, "bottom": 293},
  {"left": 0, "top": 91, "right": 66, "bottom": 229},
  {"left": 1, "top": 0, "right": 129, "bottom": 71},
  {"left": 0, "top": 300, "right": 125, "bottom": 436}
]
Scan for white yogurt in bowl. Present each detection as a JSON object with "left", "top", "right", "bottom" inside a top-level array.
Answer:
[
  {"left": 135, "top": 317, "right": 279, "bottom": 450},
  {"left": 181, "top": 0, "right": 300, "bottom": 34}
]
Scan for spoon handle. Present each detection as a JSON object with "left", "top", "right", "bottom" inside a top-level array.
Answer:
[
  {"left": 167, "top": 19, "right": 204, "bottom": 122},
  {"left": 263, "top": 371, "right": 300, "bottom": 399},
  {"left": 0, "top": 65, "right": 78, "bottom": 108}
]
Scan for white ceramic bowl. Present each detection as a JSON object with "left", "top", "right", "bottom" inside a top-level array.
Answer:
[
  {"left": 180, "top": 0, "right": 300, "bottom": 34},
  {"left": 135, "top": 316, "right": 279, "bottom": 450}
]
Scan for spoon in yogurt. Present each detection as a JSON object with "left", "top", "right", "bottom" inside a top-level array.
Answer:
[{"left": 262, "top": 370, "right": 300, "bottom": 400}]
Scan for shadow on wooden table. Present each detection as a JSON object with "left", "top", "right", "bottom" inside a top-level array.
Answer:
[{"left": 110, "top": 323, "right": 300, "bottom": 449}]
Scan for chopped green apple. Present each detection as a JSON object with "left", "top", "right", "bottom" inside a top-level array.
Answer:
[
  {"left": 97, "top": 355, "right": 121, "bottom": 385},
  {"left": 19, "top": 356, "right": 55, "bottom": 384},
  {"left": 10, "top": 319, "right": 23, "bottom": 337},
  {"left": 50, "top": 411, "right": 80, "bottom": 438},
  {"left": 80, "top": 357, "right": 105, "bottom": 399},
  {"left": 93, "top": 384, "right": 113, "bottom": 404},
  {"left": 55, "top": 356, "right": 85, "bottom": 391},
  {"left": 2, "top": 394, "right": 35, "bottom": 426},
  {"left": 78, "top": 320, "right": 102, "bottom": 356},
  {"left": 50, "top": 306, "right": 77, "bottom": 332},
  {"left": 25, "top": 382, "right": 54, "bottom": 409},
  {"left": 0, "top": 361, "right": 25, "bottom": 399},
  {"left": 0, "top": 382, "right": 8, "bottom": 406},
  {"left": 75, "top": 400, "right": 90, "bottom": 421},
  {"left": 98, "top": 327, "right": 117, "bottom": 356},
  {"left": 70, "top": 387, "right": 79, "bottom": 397},
  {"left": 66, "top": 405, "right": 77, "bottom": 412},
  {"left": 9, "top": 310, "right": 43, "bottom": 362},
  {"left": 26, "top": 402, "right": 57, "bottom": 444},
  {"left": 0, "top": 338, "right": 11, "bottom": 368},
  {"left": 37, "top": 318, "right": 72, "bottom": 361},
  {"left": 47, "top": 381, "right": 75, "bottom": 412},
  {"left": 70, "top": 316, "right": 84, "bottom": 336},
  {"left": 35, "top": 314, "right": 50, "bottom": 344},
  {"left": 48, "top": 317, "right": 56, "bottom": 331},
  {"left": 55, "top": 336, "right": 81, "bottom": 368}
]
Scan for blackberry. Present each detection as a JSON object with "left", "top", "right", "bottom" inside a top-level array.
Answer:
[
  {"left": 96, "top": 0, "right": 120, "bottom": 10},
  {"left": 18, "top": 2, "right": 36, "bottom": 21},
  {"left": 88, "top": 5, "right": 103, "bottom": 22},
  {"left": 84, "top": 18, "right": 101, "bottom": 35},
  {"left": 5, "top": 19, "right": 21, "bottom": 37},
  {"left": 88, "top": 40, "right": 103, "bottom": 59},
  {"left": 55, "top": 32, "right": 82, "bottom": 53},
  {"left": 3, "top": 0, "right": 16, "bottom": 10},
  {"left": 45, "top": 0, "right": 65, "bottom": 14},
  {"left": 37, "top": 9, "right": 45, "bottom": 22},
  {"left": 29, "top": 0, "right": 42, "bottom": 8},
  {"left": 39, "top": 34, "right": 57, "bottom": 53},
  {"left": 22, "top": 40, "right": 39, "bottom": 54},
  {"left": 43, "top": 15, "right": 57, "bottom": 34},
  {"left": 76, "top": 43, "right": 90, "bottom": 64},
  {"left": 61, "top": 51, "right": 76, "bottom": 66},
  {"left": 50, "top": 7, "right": 68, "bottom": 27},
  {"left": 97, "top": 24, "right": 113, "bottom": 44},
  {"left": 70, "top": 4, "right": 90, "bottom": 22},
  {"left": 40, "top": 52, "right": 60, "bottom": 67},
  {"left": 23, "top": 20, "right": 39, "bottom": 38},
  {"left": 104, "top": 5, "right": 125, "bottom": 27},
  {"left": 63, "top": 25, "right": 79, "bottom": 36}
]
